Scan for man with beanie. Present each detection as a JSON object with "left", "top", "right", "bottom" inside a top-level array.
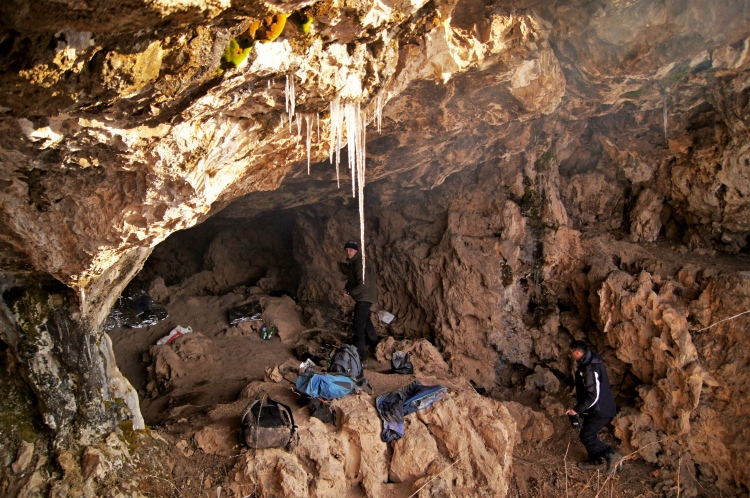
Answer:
[
  {"left": 566, "top": 340, "right": 622, "bottom": 471},
  {"left": 339, "top": 240, "right": 379, "bottom": 363}
]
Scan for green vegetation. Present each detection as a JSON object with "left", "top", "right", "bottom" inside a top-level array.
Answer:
[
  {"left": 220, "top": 12, "right": 300, "bottom": 71},
  {"left": 119, "top": 420, "right": 150, "bottom": 454},
  {"left": 0, "top": 352, "right": 40, "bottom": 447},
  {"left": 290, "top": 11, "right": 314, "bottom": 34},
  {"left": 663, "top": 63, "right": 691, "bottom": 87},
  {"left": 221, "top": 38, "right": 253, "bottom": 69},
  {"left": 535, "top": 148, "right": 556, "bottom": 172},
  {"left": 620, "top": 84, "right": 651, "bottom": 99},
  {"left": 262, "top": 14, "right": 290, "bottom": 42}
]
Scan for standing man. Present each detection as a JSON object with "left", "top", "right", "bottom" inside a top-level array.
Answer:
[
  {"left": 339, "top": 240, "right": 378, "bottom": 363},
  {"left": 565, "top": 340, "right": 621, "bottom": 471}
]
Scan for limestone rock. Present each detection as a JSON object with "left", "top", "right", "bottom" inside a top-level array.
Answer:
[
  {"left": 229, "top": 382, "right": 514, "bottom": 497},
  {"left": 146, "top": 332, "right": 216, "bottom": 396},
  {"left": 630, "top": 188, "right": 664, "bottom": 243},
  {"left": 0, "top": 0, "right": 749, "bottom": 495},
  {"left": 411, "top": 391, "right": 515, "bottom": 497},
  {"left": 147, "top": 277, "right": 170, "bottom": 304},
  {"left": 389, "top": 418, "right": 439, "bottom": 483},
  {"left": 80, "top": 447, "right": 104, "bottom": 481},
  {"left": 194, "top": 423, "right": 239, "bottom": 457},
  {"left": 523, "top": 365, "right": 560, "bottom": 394},
  {"left": 502, "top": 401, "right": 554, "bottom": 447},
  {"left": 11, "top": 440, "right": 34, "bottom": 475},
  {"left": 260, "top": 296, "right": 306, "bottom": 342},
  {"left": 374, "top": 337, "right": 449, "bottom": 375},
  {"left": 602, "top": 268, "right": 750, "bottom": 493}
]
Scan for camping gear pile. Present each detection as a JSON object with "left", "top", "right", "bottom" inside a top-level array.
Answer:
[{"left": 239, "top": 339, "right": 447, "bottom": 450}]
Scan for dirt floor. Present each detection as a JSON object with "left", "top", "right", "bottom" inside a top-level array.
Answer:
[{"left": 110, "top": 285, "right": 731, "bottom": 498}]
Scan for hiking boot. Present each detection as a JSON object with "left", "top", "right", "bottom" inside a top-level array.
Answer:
[
  {"left": 577, "top": 460, "right": 606, "bottom": 471},
  {"left": 606, "top": 452, "right": 623, "bottom": 471}
]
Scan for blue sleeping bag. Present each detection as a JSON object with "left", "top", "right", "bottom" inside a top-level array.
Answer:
[
  {"left": 376, "top": 381, "right": 447, "bottom": 442},
  {"left": 295, "top": 372, "right": 359, "bottom": 400}
]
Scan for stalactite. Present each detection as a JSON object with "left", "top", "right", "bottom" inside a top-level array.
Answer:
[
  {"left": 329, "top": 96, "right": 343, "bottom": 188},
  {"left": 305, "top": 114, "right": 312, "bottom": 174},
  {"left": 323, "top": 93, "right": 388, "bottom": 279},
  {"left": 664, "top": 93, "right": 668, "bottom": 142},
  {"left": 286, "top": 75, "right": 296, "bottom": 133},
  {"left": 375, "top": 92, "right": 386, "bottom": 133}
]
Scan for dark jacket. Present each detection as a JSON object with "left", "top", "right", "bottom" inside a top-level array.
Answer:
[
  {"left": 574, "top": 350, "right": 616, "bottom": 418},
  {"left": 339, "top": 251, "right": 377, "bottom": 304}
]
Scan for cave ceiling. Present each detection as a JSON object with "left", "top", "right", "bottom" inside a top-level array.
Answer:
[{"left": 0, "top": 0, "right": 749, "bottom": 323}]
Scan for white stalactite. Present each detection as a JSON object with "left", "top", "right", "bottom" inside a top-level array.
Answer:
[
  {"left": 286, "top": 75, "right": 296, "bottom": 133},
  {"left": 663, "top": 94, "right": 668, "bottom": 142},
  {"left": 305, "top": 114, "right": 312, "bottom": 174}
]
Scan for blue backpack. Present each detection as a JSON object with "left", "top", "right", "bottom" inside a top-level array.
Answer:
[{"left": 295, "top": 372, "right": 361, "bottom": 400}]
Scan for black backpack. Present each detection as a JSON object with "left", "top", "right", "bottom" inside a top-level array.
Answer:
[
  {"left": 391, "top": 351, "right": 414, "bottom": 375},
  {"left": 240, "top": 392, "right": 297, "bottom": 450},
  {"left": 329, "top": 345, "right": 364, "bottom": 380}
]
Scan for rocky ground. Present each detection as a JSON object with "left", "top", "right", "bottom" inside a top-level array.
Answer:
[{"left": 106, "top": 265, "right": 737, "bottom": 498}]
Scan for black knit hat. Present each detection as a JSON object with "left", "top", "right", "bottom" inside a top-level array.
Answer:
[
  {"left": 344, "top": 240, "right": 359, "bottom": 251},
  {"left": 570, "top": 340, "right": 588, "bottom": 353}
]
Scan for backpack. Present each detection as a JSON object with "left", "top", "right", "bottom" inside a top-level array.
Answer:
[
  {"left": 329, "top": 345, "right": 363, "bottom": 380},
  {"left": 295, "top": 372, "right": 360, "bottom": 400},
  {"left": 391, "top": 351, "right": 414, "bottom": 375},
  {"left": 240, "top": 392, "right": 296, "bottom": 450}
]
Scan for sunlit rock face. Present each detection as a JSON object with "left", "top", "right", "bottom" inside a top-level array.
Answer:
[{"left": 0, "top": 0, "right": 749, "bottom": 495}]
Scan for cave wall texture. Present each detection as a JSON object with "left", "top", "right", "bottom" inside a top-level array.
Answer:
[{"left": 1, "top": 0, "right": 750, "bottom": 494}]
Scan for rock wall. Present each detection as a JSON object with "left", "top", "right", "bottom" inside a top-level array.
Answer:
[
  {"left": 292, "top": 148, "right": 750, "bottom": 492},
  {"left": 228, "top": 381, "right": 515, "bottom": 498},
  {"left": 0, "top": 0, "right": 749, "bottom": 493}
]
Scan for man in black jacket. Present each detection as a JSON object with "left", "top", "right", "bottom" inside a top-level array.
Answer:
[
  {"left": 566, "top": 340, "right": 622, "bottom": 471},
  {"left": 339, "top": 241, "right": 378, "bottom": 363}
]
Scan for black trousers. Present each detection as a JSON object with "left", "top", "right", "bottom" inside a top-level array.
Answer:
[
  {"left": 580, "top": 413, "right": 613, "bottom": 462},
  {"left": 352, "top": 301, "right": 378, "bottom": 361}
]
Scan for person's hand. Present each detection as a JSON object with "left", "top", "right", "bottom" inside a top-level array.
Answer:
[
  {"left": 339, "top": 289, "right": 349, "bottom": 297},
  {"left": 566, "top": 408, "right": 577, "bottom": 416}
]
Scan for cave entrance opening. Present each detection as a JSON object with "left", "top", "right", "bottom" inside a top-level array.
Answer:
[{"left": 109, "top": 208, "right": 304, "bottom": 425}]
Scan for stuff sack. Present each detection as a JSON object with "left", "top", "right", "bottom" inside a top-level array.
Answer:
[
  {"left": 240, "top": 392, "right": 296, "bottom": 450},
  {"left": 329, "top": 345, "right": 363, "bottom": 380},
  {"left": 295, "top": 372, "right": 359, "bottom": 400},
  {"left": 309, "top": 398, "right": 338, "bottom": 425},
  {"left": 403, "top": 384, "right": 447, "bottom": 414},
  {"left": 391, "top": 351, "right": 414, "bottom": 375}
]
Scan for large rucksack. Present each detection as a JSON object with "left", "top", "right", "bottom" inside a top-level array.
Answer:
[
  {"left": 329, "top": 345, "right": 363, "bottom": 379},
  {"left": 240, "top": 392, "right": 296, "bottom": 450}
]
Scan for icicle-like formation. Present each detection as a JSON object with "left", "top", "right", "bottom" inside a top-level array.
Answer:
[
  {"left": 355, "top": 105, "right": 367, "bottom": 281},
  {"left": 326, "top": 96, "right": 370, "bottom": 280},
  {"left": 375, "top": 92, "right": 385, "bottom": 133},
  {"left": 286, "top": 75, "right": 296, "bottom": 133},
  {"left": 296, "top": 114, "right": 302, "bottom": 136},
  {"left": 345, "top": 104, "right": 358, "bottom": 197},
  {"left": 316, "top": 112, "right": 320, "bottom": 143},
  {"left": 329, "top": 97, "right": 344, "bottom": 187},
  {"left": 268, "top": 80, "right": 271, "bottom": 89},
  {"left": 343, "top": 102, "right": 367, "bottom": 280},
  {"left": 664, "top": 94, "right": 669, "bottom": 142},
  {"left": 305, "top": 114, "right": 312, "bottom": 174}
]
